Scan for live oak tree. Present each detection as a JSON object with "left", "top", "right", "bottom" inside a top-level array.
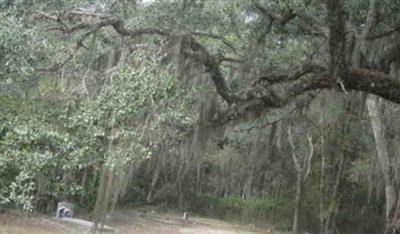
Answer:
[{"left": 2, "top": 0, "right": 400, "bottom": 233}]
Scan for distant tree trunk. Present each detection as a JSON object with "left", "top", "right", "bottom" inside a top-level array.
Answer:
[
  {"left": 243, "top": 174, "right": 253, "bottom": 200},
  {"left": 319, "top": 126, "right": 326, "bottom": 233},
  {"left": 367, "top": 171, "right": 373, "bottom": 205},
  {"left": 324, "top": 153, "right": 345, "bottom": 234},
  {"left": 319, "top": 150, "right": 326, "bottom": 232},
  {"left": 100, "top": 168, "right": 114, "bottom": 231},
  {"left": 80, "top": 167, "right": 88, "bottom": 204},
  {"left": 349, "top": 1, "right": 400, "bottom": 230},
  {"left": 177, "top": 151, "right": 185, "bottom": 208},
  {"left": 293, "top": 169, "right": 303, "bottom": 234},
  {"left": 35, "top": 173, "right": 50, "bottom": 213},
  {"left": 288, "top": 127, "right": 314, "bottom": 234},
  {"left": 243, "top": 146, "right": 254, "bottom": 200},
  {"left": 93, "top": 120, "right": 116, "bottom": 232},
  {"left": 196, "top": 159, "right": 202, "bottom": 195},
  {"left": 92, "top": 166, "right": 108, "bottom": 232},
  {"left": 92, "top": 165, "right": 115, "bottom": 233},
  {"left": 146, "top": 154, "right": 162, "bottom": 203},
  {"left": 222, "top": 155, "right": 232, "bottom": 197},
  {"left": 367, "top": 96, "right": 398, "bottom": 233}
]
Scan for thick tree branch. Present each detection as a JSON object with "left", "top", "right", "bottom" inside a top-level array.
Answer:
[
  {"left": 377, "top": 41, "right": 400, "bottom": 71},
  {"left": 181, "top": 36, "right": 245, "bottom": 104},
  {"left": 251, "top": 0, "right": 325, "bottom": 38},
  {"left": 326, "top": 0, "right": 348, "bottom": 76},
  {"left": 345, "top": 69, "right": 400, "bottom": 103},
  {"left": 220, "top": 56, "right": 244, "bottom": 64},
  {"left": 110, "top": 17, "right": 170, "bottom": 37},
  {"left": 35, "top": 10, "right": 61, "bottom": 21},
  {"left": 255, "top": 68, "right": 400, "bottom": 110},
  {"left": 37, "top": 8, "right": 400, "bottom": 124},
  {"left": 251, "top": 0, "right": 295, "bottom": 26},
  {"left": 257, "top": 63, "right": 325, "bottom": 84},
  {"left": 68, "top": 10, "right": 112, "bottom": 19},
  {"left": 367, "top": 25, "right": 400, "bottom": 40},
  {"left": 294, "top": 13, "right": 327, "bottom": 38},
  {"left": 190, "top": 31, "right": 236, "bottom": 52},
  {"left": 37, "top": 10, "right": 170, "bottom": 37},
  {"left": 218, "top": 66, "right": 400, "bottom": 123}
]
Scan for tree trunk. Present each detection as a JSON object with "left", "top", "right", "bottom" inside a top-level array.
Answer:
[
  {"left": 100, "top": 168, "right": 114, "bottom": 232},
  {"left": 319, "top": 129, "right": 326, "bottom": 233},
  {"left": 293, "top": 170, "right": 303, "bottom": 234},
  {"left": 287, "top": 127, "right": 314, "bottom": 233},
  {"left": 243, "top": 174, "right": 253, "bottom": 200},
  {"left": 319, "top": 136, "right": 326, "bottom": 233},
  {"left": 324, "top": 153, "right": 345, "bottom": 234},
  {"left": 196, "top": 159, "right": 202, "bottom": 195},
  {"left": 367, "top": 95, "right": 398, "bottom": 233},
  {"left": 146, "top": 155, "right": 162, "bottom": 203},
  {"left": 80, "top": 167, "right": 88, "bottom": 204},
  {"left": 177, "top": 155, "right": 185, "bottom": 208},
  {"left": 92, "top": 166, "right": 108, "bottom": 232}
]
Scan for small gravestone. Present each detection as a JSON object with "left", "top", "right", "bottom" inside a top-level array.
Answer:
[
  {"left": 182, "top": 211, "right": 188, "bottom": 221},
  {"left": 54, "top": 202, "right": 116, "bottom": 232},
  {"left": 56, "top": 202, "right": 74, "bottom": 219}
]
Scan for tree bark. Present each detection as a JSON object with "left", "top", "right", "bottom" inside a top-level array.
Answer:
[
  {"left": 319, "top": 131, "right": 326, "bottom": 233},
  {"left": 324, "top": 153, "right": 345, "bottom": 234},
  {"left": 367, "top": 95, "right": 398, "bottom": 233},
  {"left": 92, "top": 166, "right": 108, "bottom": 232},
  {"left": 146, "top": 154, "right": 162, "bottom": 203},
  {"left": 293, "top": 170, "right": 303, "bottom": 234},
  {"left": 288, "top": 127, "right": 314, "bottom": 233}
]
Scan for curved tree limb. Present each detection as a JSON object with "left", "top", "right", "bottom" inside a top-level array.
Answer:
[
  {"left": 217, "top": 67, "right": 400, "bottom": 122},
  {"left": 251, "top": 0, "right": 296, "bottom": 26},
  {"left": 36, "top": 7, "right": 400, "bottom": 124},
  {"left": 180, "top": 35, "right": 245, "bottom": 104},
  {"left": 367, "top": 25, "right": 400, "bottom": 40},
  {"left": 251, "top": 0, "right": 325, "bottom": 38},
  {"left": 190, "top": 31, "right": 237, "bottom": 52},
  {"left": 257, "top": 63, "right": 325, "bottom": 84}
]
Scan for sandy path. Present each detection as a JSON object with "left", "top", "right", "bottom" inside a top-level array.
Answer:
[{"left": 0, "top": 209, "right": 278, "bottom": 234}]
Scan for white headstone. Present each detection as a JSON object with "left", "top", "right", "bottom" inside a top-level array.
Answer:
[{"left": 56, "top": 202, "right": 74, "bottom": 218}]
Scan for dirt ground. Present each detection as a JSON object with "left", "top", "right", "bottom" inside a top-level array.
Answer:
[{"left": 0, "top": 209, "right": 284, "bottom": 234}]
